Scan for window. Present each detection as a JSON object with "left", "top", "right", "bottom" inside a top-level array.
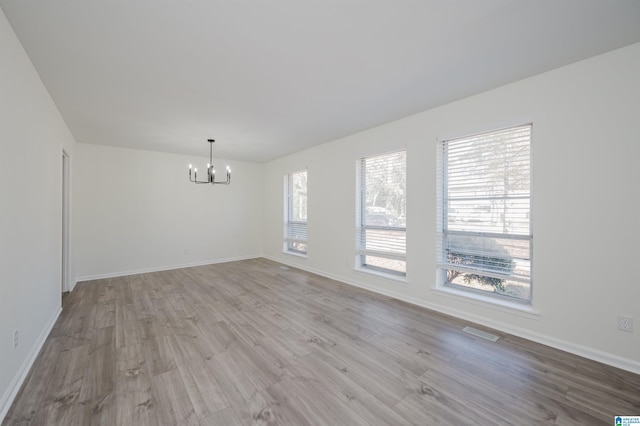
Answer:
[
  {"left": 285, "top": 170, "right": 307, "bottom": 255},
  {"left": 437, "top": 125, "right": 532, "bottom": 302},
  {"left": 357, "top": 150, "right": 406, "bottom": 276}
]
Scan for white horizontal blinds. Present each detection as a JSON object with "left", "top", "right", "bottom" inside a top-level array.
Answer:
[
  {"left": 286, "top": 170, "right": 307, "bottom": 253},
  {"left": 357, "top": 150, "right": 406, "bottom": 274},
  {"left": 437, "top": 125, "right": 532, "bottom": 288}
]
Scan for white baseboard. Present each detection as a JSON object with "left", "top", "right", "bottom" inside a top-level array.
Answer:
[
  {"left": 75, "top": 254, "right": 262, "bottom": 283},
  {"left": 264, "top": 255, "right": 640, "bottom": 375},
  {"left": 0, "top": 306, "right": 61, "bottom": 423}
]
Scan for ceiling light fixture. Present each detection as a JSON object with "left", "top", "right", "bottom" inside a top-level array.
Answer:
[{"left": 188, "top": 139, "right": 231, "bottom": 185}]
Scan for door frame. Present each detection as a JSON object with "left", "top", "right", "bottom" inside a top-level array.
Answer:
[{"left": 62, "top": 150, "right": 70, "bottom": 293}]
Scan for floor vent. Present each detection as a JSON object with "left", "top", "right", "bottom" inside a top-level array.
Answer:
[{"left": 463, "top": 326, "right": 499, "bottom": 342}]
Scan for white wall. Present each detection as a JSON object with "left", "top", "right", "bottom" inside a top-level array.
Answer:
[
  {"left": 0, "top": 7, "right": 76, "bottom": 419},
  {"left": 74, "top": 143, "right": 263, "bottom": 279},
  {"left": 264, "top": 43, "right": 640, "bottom": 372}
]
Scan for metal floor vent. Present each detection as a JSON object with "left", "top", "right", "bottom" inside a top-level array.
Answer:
[{"left": 463, "top": 326, "right": 499, "bottom": 342}]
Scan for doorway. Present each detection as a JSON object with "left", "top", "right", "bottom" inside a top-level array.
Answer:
[{"left": 62, "top": 150, "right": 70, "bottom": 299}]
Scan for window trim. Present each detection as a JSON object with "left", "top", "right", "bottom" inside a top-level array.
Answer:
[
  {"left": 284, "top": 169, "right": 308, "bottom": 256},
  {"left": 356, "top": 149, "right": 407, "bottom": 278},
  {"left": 431, "top": 284, "right": 540, "bottom": 317},
  {"left": 436, "top": 124, "right": 533, "bottom": 304}
]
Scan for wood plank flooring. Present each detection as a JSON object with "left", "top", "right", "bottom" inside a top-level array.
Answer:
[{"left": 4, "top": 258, "right": 639, "bottom": 425}]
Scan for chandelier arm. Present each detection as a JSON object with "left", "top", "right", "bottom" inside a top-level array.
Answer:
[
  {"left": 189, "top": 170, "right": 210, "bottom": 184},
  {"left": 211, "top": 166, "right": 231, "bottom": 184},
  {"left": 189, "top": 176, "right": 212, "bottom": 184},
  {"left": 210, "top": 176, "right": 231, "bottom": 185}
]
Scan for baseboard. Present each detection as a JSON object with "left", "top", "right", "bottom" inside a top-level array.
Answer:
[
  {"left": 0, "top": 306, "right": 61, "bottom": 423},
  {"left": 406, "top": 295, "right": 640, "bottom": 375},
  {"left": 75, "top": 254, "right": 262, "bottom": 283},
  {"left": 264, "top": 255, "right": 640, "bottom": 375}
]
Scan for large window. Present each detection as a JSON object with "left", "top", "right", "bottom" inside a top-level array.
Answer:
[
  {"left": 437, "top": 125, "right": 532, "bottom": 302},
  {"left": 285, "top": 170, "right": 307, "bottom": 255},
  {"left": 357, "top": 150, "right": 406, "bottom": 276}
]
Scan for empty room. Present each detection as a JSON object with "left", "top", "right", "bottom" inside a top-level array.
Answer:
[{"left": 1, "top": 1, "right": 639, "bottom": 425}]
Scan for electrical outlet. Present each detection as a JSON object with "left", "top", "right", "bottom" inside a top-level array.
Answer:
[
  {"left": 618, "top": 315, "right": 633, "bottom": 333},
  {"left": 13, "top": 330, "right": 18, "bottom": 349}
]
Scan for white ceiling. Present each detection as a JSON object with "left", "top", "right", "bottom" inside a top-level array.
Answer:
[{"left": 2, "top": 1, "right": 640, "bottom": 162}]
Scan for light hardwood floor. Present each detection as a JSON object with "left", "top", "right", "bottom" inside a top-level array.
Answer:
[{"left": 3, "top": 258, "right": 639, "bottom": 425}]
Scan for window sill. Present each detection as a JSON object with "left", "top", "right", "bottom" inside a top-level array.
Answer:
[
  {"left": 283, "top": 250, "right": 307, "bottom": 259},
  {"left": 431, "top": 285, "right": 540, "bottom": 319},
  {"left": 354, "top": 266, "right": 407, "bottom": 284}
]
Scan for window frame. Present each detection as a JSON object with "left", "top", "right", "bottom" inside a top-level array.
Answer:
[
  {"left": 436, "top": 124, "right": 533, "bottom": 304},
  {"left": 284, "top": 169, "right": 308, "bottom": 256},
  {"left": 356, "top": 149, "right": 407, "bottom": 278}
]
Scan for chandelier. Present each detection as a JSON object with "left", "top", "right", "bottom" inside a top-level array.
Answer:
[{"left": 188, "top": 139, "right": 231, "bottom": 185}]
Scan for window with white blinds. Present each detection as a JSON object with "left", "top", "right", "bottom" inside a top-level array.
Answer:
[
  {"left": 357, "top": 150, "right": 406, "bottom": 276},
  {"left": 437, "top": 125, "right": 532, "bottom": 302},
  {"left": 285, "top": 170, "right": 307, "bottom": 255}
]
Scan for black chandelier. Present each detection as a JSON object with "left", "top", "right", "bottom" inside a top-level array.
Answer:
[{"left": 188, "top": 139, "right": 231, "bottom": 185}]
